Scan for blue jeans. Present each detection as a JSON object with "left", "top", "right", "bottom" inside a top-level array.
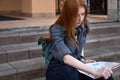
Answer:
[{"left": 46, "top": 59, "right": 114, "bottom": 80}]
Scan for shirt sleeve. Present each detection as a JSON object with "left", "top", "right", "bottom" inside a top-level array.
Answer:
[{"left": 49, "top": 25, "right": 72, "bottom": 62}]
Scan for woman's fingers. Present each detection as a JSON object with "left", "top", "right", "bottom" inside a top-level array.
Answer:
[{"left": 102, "top": 67, "right": 113, "bottom": 79}]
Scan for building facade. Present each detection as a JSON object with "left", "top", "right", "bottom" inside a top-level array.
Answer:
[
  {"left": 0, "top": 0, "right": 120, "bottom": 21},
  {"left": 0, "top": 0, "right": 56, "bottom": 17}
]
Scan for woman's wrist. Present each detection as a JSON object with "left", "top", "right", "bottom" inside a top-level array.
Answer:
[{"left": 80, "top": 56, "right": 86, "bottom": 62}]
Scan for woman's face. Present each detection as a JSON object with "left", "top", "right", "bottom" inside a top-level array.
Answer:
[{"left": 76, "top": 7, "right": 85, "bottom": 27}]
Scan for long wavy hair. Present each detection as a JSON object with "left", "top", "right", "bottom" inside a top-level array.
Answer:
[{"left": 54, "top": 0, "right": 89, "bottom": 46}]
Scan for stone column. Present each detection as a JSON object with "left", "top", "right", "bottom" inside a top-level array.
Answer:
[
  {"left": 117, "top": 0, "right": 120, "bottom": 21},
  {"left": 21, "top": 0, "right": 56, "bottom": 17},
  {"left": 107, "top": 0, "right": 119, "bottom": 21},
  {"left": 31, "top": 0, "right": 56, "bottom": 17},
  {"left": 21, "top": 0, "right": 32, "bottom": 17}
]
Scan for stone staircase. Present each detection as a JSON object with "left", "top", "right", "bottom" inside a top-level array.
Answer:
[{"left": 0, "top": 22, "right": 120, "bottom": 80}]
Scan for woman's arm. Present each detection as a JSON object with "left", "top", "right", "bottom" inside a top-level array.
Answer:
[
  {"left": 63, "top": 54, "right": 113, "bottom": 79},
  {"left": 63, "top": 54, "right": 96, "bottom": 75}
]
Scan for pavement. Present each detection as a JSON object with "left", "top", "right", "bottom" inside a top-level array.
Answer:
[{"left": 0, "top": 14, "right": 115, "bottom": 29}]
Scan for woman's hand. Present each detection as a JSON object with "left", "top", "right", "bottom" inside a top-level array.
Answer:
[{"left": 94, "top": 67, "right": 113, "bottom": 79}]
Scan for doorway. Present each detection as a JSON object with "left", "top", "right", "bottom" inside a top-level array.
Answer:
[{"left": 89, "top": 0, "right": 107, "bottom": 14}]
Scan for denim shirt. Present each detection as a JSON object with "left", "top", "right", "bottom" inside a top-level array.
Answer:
[{"left": 49, "top": 24, "right": 87, "bottom": 62}]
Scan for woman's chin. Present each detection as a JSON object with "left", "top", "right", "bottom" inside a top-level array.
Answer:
[{"left": 76, "top": 24, "right": 81, "bottom": 27}]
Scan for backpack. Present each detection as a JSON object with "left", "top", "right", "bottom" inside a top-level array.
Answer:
[{"left": 38, "top": 36, "right": 53, "bottom": 68}]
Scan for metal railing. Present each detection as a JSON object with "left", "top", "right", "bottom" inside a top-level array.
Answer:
[
  {"left": 56, "top": 0, "right": 107, "bottom": 15},
  {"left": 86, "top": 0, "right": 107, "bottom": 14}
]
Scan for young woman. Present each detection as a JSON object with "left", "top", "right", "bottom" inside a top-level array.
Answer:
[{"left": 46, "top": 0, "right": 114, "bottom": 80}]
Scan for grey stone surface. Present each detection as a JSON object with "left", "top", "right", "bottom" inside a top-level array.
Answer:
[
  {"left": 0, "top": 26, "right": 49, "bottom": 34},
  {"left": 85, "top": 47, "right": 114, "bottom": 57},
  {"left": 107, "top": 0, "right": 118, "bottom": 21},
  {"left": 17, "top": 69, "right": 43, "bottom": 80},
  {"left": 0, "top": 54, "right": 7, "bottom": 63},
  {"left": 85, "top": 45, "right": 120, "bottom": 62},
  {"left": 0, "top": 22, "right": 120, "bottom": 80},
  {"left": 0, "top": 48, "right": 6, "bottom": 55},
  {"left": 98, "top": 38, "right": 113, "bottom": 48},
  {"left": 19, "top": 32, "right": 38, "bottom": 43},
  {"left": 112, "top": 36, "right": 120, "bottom": 45},
  {"left": 108, "top": 9, "right": 118, "bottom": 21},
  {"left": 0, "top": 57, "right": 46, "bottom": 80},
  {"left": 29, "top": 46, "right": 42, "bottom": 58},
  {"left": 85, "top": 40, "right": 99, "bottom": 50},
  {"left": 0, "top": 22, "right": 119, "bottom": 46},
  {"left": 0, "top": 63, "right": 16, "bottom": 76},
  {"left": 7, "top": 48, "right": 29, "bottom": 62},
  {"left": 86, "top": 33, "right": 120, "bottom": 50},
  {"left": 0, "top": 33, "right": 19, "bottom": 46},
  {"left": 0, "top": 27, "right": 49, "bottom": 46},
  {"left": 0, "top": 42, "right": 41, "bottom": 62},
  {"left": 0, "top": 48, "right": 7, "bottom": 63},
  {"left": 9, "top": 57, "right": 45, "bottom": 73},
  {"left": 0, "top": 74, "right": 17, "bottom": 80}
]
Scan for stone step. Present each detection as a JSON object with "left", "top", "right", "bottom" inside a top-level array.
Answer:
[
  {"left": 0, "top": 22, "right": 120, "bottom": 46},
  {"left": 85, "top": 32, "right": 120, "bottom": 50},
  {"left": 85, "top": 45, "right": 120, "bottom": 61},
  {"left": 0, "top": 26, "right": 49, "bottom": 46},
  {"left": 0, "top": 30, "right": 49, "bottom": 46},
  {"left": 0, "top": 42, "right": 43, "bottom": 64},
  {"left": 89, "top": 22, "right": 120, "bottom": 36},
  {"left": 0, "top": 57, "right": 46, "bottom": 80},
  {"left": 0, "top": 22, "right": 120, "bottom": 80},
  {"left": 0, "top": 48, "right": 119, "bottom": 80},
  {"left": 0, "top": 26, "right": 49, "bottom": 33},
  {"left": 0, "top": 32, "right": 119, "bottom": 63}
]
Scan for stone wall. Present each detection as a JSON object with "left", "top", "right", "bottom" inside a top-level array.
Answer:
[
  {"left": 118, "top": 0, "right": 120, "bottom": 21},
  {"left": 107, "top": 0, "right": 120, "bottom": 21}
]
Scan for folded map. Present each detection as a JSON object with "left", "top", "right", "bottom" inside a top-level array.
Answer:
[{"left": 78, "top": 61, "right": 120, "bottom": 79}]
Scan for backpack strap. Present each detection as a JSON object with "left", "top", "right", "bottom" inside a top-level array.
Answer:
[
  {"left": 38, "top": 37, "right": 45, "bottom": 45},
  {"left": 38, "top": 36, "right": 53, "bottom": 68},
  {"left": 38, "top": 35, "right": 51, "bottom": 44}
]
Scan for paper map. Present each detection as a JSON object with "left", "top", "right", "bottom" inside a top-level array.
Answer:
[{"left": 78, "top": 61, "right": 120, "bottom": 79}]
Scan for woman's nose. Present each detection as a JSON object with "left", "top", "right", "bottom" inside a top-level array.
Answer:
[{"left": 77, "top": 17, "right": 81, "bottom": 23}]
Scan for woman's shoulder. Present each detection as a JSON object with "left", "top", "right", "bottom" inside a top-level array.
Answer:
[
  {"left": 49, "top": 24, "right": 66, "bottom": 36},
  {"left": 50, "top": 24, "right": 66, "bottom": 32}
]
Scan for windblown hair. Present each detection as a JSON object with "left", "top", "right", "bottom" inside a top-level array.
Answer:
[{"left": 54, "top": 0, "right": 89, "bottom": 46}]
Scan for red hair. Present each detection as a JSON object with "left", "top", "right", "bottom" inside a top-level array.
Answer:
[{"left": 55, "top": 0, "right": 89, "bottom": 46}]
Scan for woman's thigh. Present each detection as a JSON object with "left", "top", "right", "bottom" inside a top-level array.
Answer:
[
  {"left": 46, "top": 64, "right": 80, "bottom": 80},
  {"left": 78, "top": 72, "right": 95, "bottom": 80}
]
